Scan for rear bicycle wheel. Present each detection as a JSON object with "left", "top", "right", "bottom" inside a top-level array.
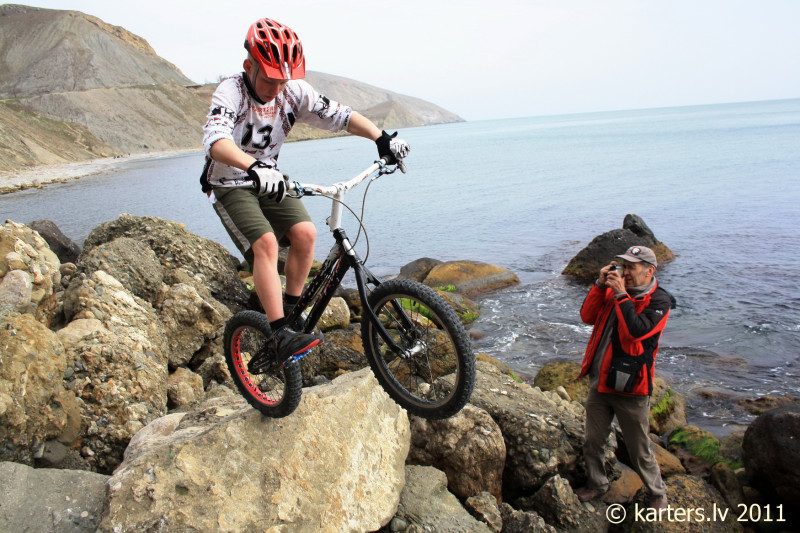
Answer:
[
  {"left": 224, "top": 310, "right": 303, "bottom": 418},
  {"left": 362, "top": 279, "right": 475, "bottom": 419}
]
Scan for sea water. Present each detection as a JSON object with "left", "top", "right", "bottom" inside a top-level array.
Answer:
[{"left": 3, "top": 98, "right": 799, "bottom": 434}]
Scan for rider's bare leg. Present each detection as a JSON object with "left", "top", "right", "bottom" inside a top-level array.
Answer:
[
  {"left": 283, "top": 221, "right": 317, "bottom": 298},
  {"left": 250, "top": 232, "right": 283, "bottom": 321}
]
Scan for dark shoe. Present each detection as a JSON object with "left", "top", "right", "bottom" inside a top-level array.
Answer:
[
  {"left": 272, "top": 325, "right": 322, "bottom": 364},
  {"left": 648, "top": 494, "right": 668, "bottom": 510},
  {"left": 576, "top": 485, "right": 608, "bottom": 502}
]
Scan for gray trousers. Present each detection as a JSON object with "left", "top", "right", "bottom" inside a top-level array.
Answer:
[{"left": 583, "top": 388, "right": 667, "bottom": 496}]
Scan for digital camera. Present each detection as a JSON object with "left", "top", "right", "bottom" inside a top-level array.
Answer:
[{"left": 609, "top": 264, "right": 625, "bottom": 273}]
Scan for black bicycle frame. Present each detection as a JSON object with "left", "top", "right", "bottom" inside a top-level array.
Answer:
[{"left": 288, "top": 227, "right": 413, "bottom": 355}]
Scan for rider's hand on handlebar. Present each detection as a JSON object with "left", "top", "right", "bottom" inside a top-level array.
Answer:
[
  {"left": 247, "top": 161, "right": 286, "bottom": 203},
  {"left": 376, "top": 130, "right": 410, "bottom": 173}
]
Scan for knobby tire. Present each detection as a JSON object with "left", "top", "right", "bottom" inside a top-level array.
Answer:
[
  {"left": 362, "top": 278, "right": 475, "bottom": 419},
  {"left": 224, "top": 310, "right": 303, "bottom": 418}
]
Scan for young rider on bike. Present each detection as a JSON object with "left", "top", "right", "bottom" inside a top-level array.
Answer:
[{"left": 202, "top": 18, "right": 410, "bottom": 364}]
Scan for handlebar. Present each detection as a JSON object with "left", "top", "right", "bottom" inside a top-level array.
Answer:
[{"left": 286, "top": 157, "right": 395, "bottom": 198}]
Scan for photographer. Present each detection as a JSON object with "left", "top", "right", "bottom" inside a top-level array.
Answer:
[{"left": 574, "top": 246, "right": 676, "bottom": 510}]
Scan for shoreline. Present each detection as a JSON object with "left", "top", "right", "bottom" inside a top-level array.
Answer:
[{"left": 0, "top": 148, "right": 202, "bottom": 195}]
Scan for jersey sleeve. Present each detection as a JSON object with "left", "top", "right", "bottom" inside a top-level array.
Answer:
[
  {"left": 202, "top": 77, "right": 242, "bottom": 155},
  {"left": 290, "top": 80, "right": 353, "bottom": 132}
]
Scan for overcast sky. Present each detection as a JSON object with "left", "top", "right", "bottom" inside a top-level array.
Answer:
[{"left": 22, "top": 0, "right": 800, "bottom": 120}]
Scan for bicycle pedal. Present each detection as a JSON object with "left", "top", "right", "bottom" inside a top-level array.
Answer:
[{"left": 286, "top": 349, "right": 312, "bottom": 364}]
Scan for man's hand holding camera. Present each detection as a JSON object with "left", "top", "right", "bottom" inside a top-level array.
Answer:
[{"left": 601, "top": 263, "right": 626, "bottom": 294}]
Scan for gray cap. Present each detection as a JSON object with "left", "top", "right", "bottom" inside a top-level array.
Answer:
[{"left": 616, "top": 246, "right": 657, "bottom": 267}]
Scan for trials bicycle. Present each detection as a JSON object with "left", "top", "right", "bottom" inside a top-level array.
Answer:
[{"left": 223, "top": 158, "right": 475, "bottom": 419}]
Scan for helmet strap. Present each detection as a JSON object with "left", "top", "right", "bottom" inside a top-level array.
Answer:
[{"left": 243, "top": 62, "right": 266, "bottom": 105}]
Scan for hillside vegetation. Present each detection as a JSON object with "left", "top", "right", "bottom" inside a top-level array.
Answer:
[{"left": 0, "top": 4, "right": 462, "bottom": 171}]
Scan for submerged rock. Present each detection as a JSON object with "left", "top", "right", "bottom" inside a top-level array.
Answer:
[{"left": 562, "top": 214, "right": 674, "bottom": 281}]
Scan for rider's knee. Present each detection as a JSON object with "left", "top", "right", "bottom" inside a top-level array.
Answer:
[
  {"left": 251, "top": 232, "right": 279, "bottom": 260},
  {"left": 288, "top": 222, "right": 316, "bottom": 250}
]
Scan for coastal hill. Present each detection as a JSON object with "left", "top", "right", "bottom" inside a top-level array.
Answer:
[{"left": 0, "top": 4, "right": 463, "bottom": 171}]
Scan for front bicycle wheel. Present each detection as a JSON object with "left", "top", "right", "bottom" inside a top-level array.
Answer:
[
  {"left": 362, "top": 279, "right": 475, "bottom": 419},
  {"left": 224, "top": 310, "right": 303, "bottom": 418}
]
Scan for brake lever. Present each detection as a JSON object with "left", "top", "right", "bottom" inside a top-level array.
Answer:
[{"left": 285, "top": 181, "right": 310, "bottom": 199}]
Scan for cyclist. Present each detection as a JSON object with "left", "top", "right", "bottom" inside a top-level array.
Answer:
[{"left": 201, "top": 17, "right": 410, "bottom": 364}]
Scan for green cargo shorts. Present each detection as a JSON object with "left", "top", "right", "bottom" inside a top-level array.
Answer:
[{"left": 212, "top": 186, "right": 312, "bottom": 265}]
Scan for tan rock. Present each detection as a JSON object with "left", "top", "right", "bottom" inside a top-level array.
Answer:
[
  {"left": 423, "top": 260, "right": 519, "bottom": 295},
  {"left": 103, "top": 368, "right": 410, "bottom": 533}
]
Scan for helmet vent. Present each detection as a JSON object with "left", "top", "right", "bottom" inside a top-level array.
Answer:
[
  {"left": 256, "top": 42, "right": 270, "bottom": 61},
  {"left": 271, "top": 28, "right": 280, "bottom": 39},
  {"left": 270, "top": 43, "right": 281, "bottom": 63}
]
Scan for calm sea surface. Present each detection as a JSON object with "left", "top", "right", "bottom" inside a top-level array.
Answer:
[{"left": 3, "top": 99, "right": 799, "bottom": 435}]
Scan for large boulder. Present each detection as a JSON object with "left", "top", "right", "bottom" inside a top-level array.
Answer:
[
  {"left": 60, "top": 270, "right": 169, "bottom": 472},
  {"left": 82, "top": 214, "right": 249, "bottom": 311},
  {"left": 422, "top": 260, "right": 519, "bottom": 295},
  {"left": 77, "top": 236, "right": 163, "bottom": 304},
  {"left": 469, "top": 361, "right": 592, "bottom": 498},
  {"left": 102, "top": 368, "right": 410, "bottom": 533},
  {"left": 0, "top": 220, "right": 61, "bottom": 323},
  {"left": 408, "top": 404, "right": 506, "bottom": 501},
  {"left": 743, "top": 404, "right": 800, "bottom": 507},
  {"left": 562, "top": 214, "right": 674, "bottom": 281},
  {"left": 0, "top": 461, "right": 109, "bottom": 533},
  {"left": 0, "top": 313, "right": 81, "bottom": 464}
]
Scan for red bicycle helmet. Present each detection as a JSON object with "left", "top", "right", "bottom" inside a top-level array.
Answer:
[{"left": 245, "top": 18, "right": 305, "bottom": 80}]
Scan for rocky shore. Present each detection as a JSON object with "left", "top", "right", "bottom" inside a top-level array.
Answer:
[
  {"left": 0, "top": 149, "right": 201, "bottom": 195},
  {"left": 1, "top": 215, "right": 798, "bottom": 532}
]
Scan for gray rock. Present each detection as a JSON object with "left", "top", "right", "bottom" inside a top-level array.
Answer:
[
  {"left": 77, "top": 237, "right": 163, "bottom": 304},
  {"left": 743, "top": 404, "right": 800, "bottom": 506},
  {"left": 408, "top": 404, "right": 506, "bottom": 501},
  {"left": 0, "top": 461, "right": 108, "bottom": 533},
  {"left": 27, "top": 219, "right": 81, "bottom": 264},
  {"left": 528, "top": 474, "right": 608, "bottom": 532},
  {"left": 464, "top": 492, "right": 503, "bottom": 533},
  {"left": 393, "top": 465, "right": 493, "bottom": 532},
  {"left": 0, "top": 269, "right": 32, "bottom": 317},
  {"left": 499, "top": 503, "right": 556, "bottom": 533},
  {"left": 82, "top": 214, "right": 249, "bottom": 311},
  {"left": 469, "top": 361, "right": 591, "bottom": 499}
]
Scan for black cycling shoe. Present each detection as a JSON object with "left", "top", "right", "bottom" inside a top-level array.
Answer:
[{"left": 271, "top": 325, "right": 322, "bottom": 364}]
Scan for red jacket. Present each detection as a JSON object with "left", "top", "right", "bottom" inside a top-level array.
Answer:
[{"left": 578, "top": 281, "right": 674, "bottom": 396}]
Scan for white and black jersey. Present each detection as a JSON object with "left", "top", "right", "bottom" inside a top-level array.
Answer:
[{"left": 201, "top": 73, "right": 352, "bottom": 191}]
